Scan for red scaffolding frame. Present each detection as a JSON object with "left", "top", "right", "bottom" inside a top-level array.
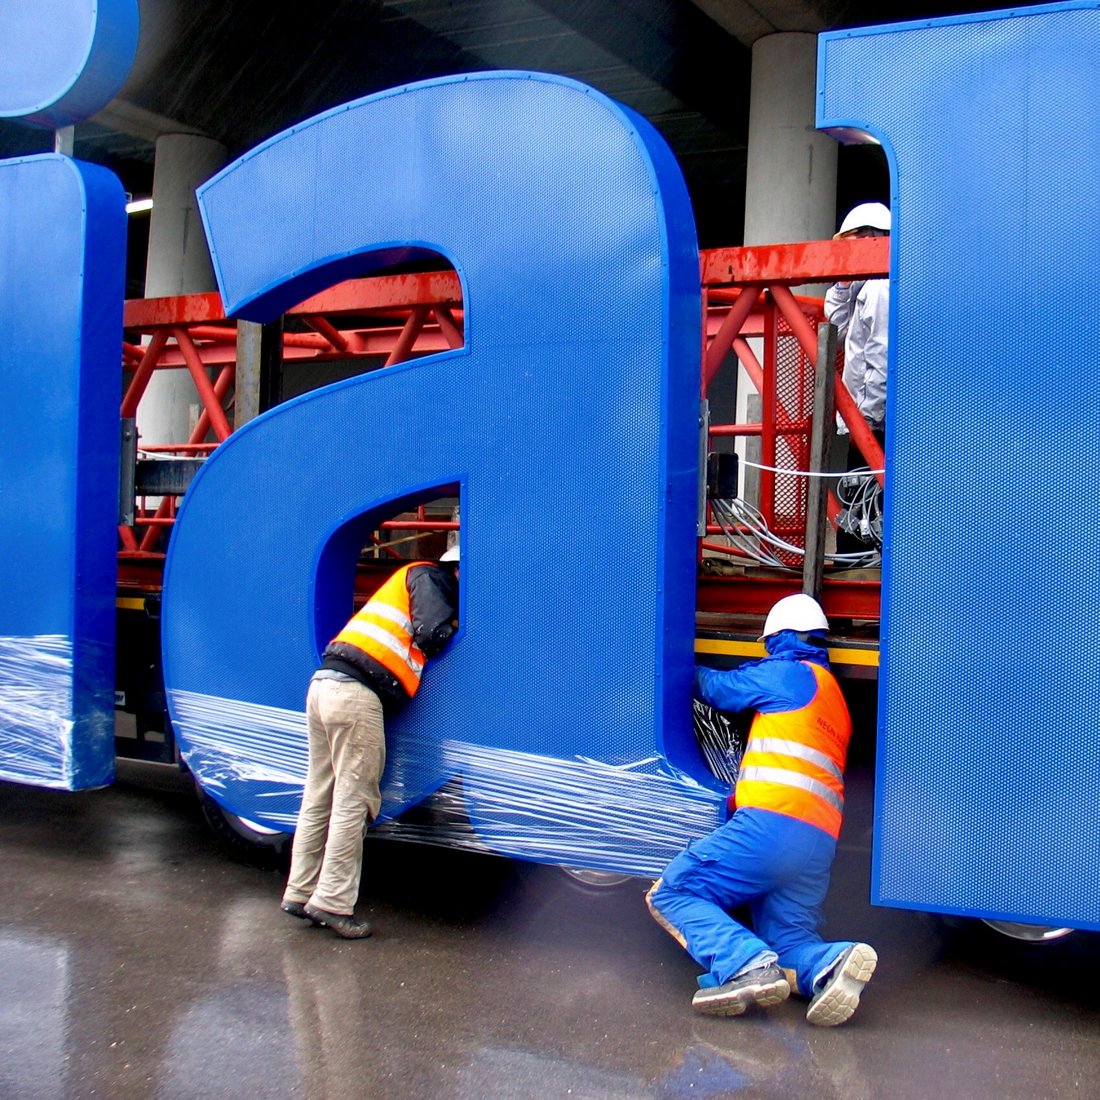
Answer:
[
  {"left": 117, "top": 238, "right": 889, "bottom": 621},
  {"left": 697, "top": 236, "right": 888, "bottom": 621}
]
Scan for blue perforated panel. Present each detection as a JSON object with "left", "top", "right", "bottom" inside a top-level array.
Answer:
[
  {"left": 165, "top": 73, "right": 722, "bottom": 874},
  {"left": 0, "top": 155, "right": 125, "bottom": 789},
  {"left": 820, "top": 2, "right": 1100, "bottom": 928},
  {"left": 0, "top": 0, "right": 138, "bottom": 128}
]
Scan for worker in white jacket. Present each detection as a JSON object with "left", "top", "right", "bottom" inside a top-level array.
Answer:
[
  {"left": 824, "top": 202, "right": 890, "bottom": 554},
  {"left": 825, "top": 200, "right": 890, "bottom": 448}
]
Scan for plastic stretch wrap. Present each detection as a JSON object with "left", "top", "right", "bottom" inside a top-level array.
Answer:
[
  {"left": 691, "top": 700, "right": 744, "bottom": 788},
  {"left": 171, "top": 688, "right": 727, "bottom": 878},
  {"left": 0, "top": 635, "right": 77, "bottom": 787},
  {"left": 170, "top": 690, "right": 307, "bottom": 830},
  {"left": 398, "top": 740, "right": 725, "bottom": 877}
]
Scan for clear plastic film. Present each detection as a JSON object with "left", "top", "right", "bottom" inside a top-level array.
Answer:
[
  {"left": 170, "top": 688, "right": 733, "bottom": 878},
  {"left": 385, "top": 737, "right": 727, "bottom": 877},
  {"left": 691, "top": 699, "right": 744, "bottom": 787},
  {"left": 169, "top": 689, "right": 308, "bottom": 831},
  {"left": 0, "top": 635, "right": 75, "bottom": 787},
  {"left": 0, "top": 633, "right": 115, "bottom": 789}
]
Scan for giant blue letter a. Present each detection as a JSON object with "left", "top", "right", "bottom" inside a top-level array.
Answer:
[{"left": 163, "top": 73, "right": 722, "bottom": 875}]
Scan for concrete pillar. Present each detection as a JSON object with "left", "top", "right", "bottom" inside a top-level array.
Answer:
[
  {"left": 139, "top": 133, "right": 226, "bottom": 448},
  {"left": 743, "top": 32, "right": 837, "bottom": 246},
  {"left": 736, "top": 33, "right": 839, "bottom": 509}
]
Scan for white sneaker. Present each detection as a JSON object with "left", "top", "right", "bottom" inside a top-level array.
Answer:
[
  {"left": 692, "top": 964, "right": 791, "bottom": 1017},
  {"left": 806, "top": 943, "right": 877, "bottom": 1027}
]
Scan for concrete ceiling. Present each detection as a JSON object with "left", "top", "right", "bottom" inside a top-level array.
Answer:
[{"left": 0, "top": 0, "right": 1056, "bottom": 251}]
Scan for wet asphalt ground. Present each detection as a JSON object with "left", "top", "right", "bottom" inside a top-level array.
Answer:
[{"left": 2, "top": 758, "right": 1098, "bottom": 1100}]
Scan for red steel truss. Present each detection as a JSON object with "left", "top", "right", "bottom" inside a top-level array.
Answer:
[
  {"left": 698, "top": 237, "right": 888, "bottom": 621},
  {"left": 117, "top": 239, "right": 889, "bottom": 621}
]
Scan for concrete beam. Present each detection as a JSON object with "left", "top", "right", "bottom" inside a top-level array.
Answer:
[{"left": 688, "top": 1, "right": 827, "bottom": 47}]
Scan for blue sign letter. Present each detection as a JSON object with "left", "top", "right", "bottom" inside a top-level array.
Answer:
[
  {"left": 0, "top": 0, "right": 135, "bottom": 788},
  {"left": 163, "top": 72, "right": 723, "bottom": 874},
  {"left": 0, "top": 157, "right": 126, "bottom": 787},
  {"left": 0, "top": 0, "right": 138, "bottom": 128},
  {"left": 819, "top": 2, "right": 1100, "bottom": 929}
]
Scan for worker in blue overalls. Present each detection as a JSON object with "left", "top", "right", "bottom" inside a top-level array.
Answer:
[{"left": 647, "top": 593, "right": 876, "bottom": 1025}]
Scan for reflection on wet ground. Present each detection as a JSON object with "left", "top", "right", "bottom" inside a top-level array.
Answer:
[{"left": 1, "top": 760, "right": 1097, "bottom": 1099}]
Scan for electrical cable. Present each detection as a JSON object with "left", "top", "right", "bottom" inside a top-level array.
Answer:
[
  {"left": 706, "top": 455, "right": 885, "bottom": 565},
  {"left": 708, "top": 494, "right": 880, "bottom": 571},
  {"left": 739, "top": 457, "right": 885, "bottom": 478},
  {"left": 834, "top": 466, "right": 884, "bottom": 552}
]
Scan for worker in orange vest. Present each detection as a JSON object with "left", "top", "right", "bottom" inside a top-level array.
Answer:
[
  {"left": 647, "top": 593, "right": 876, "bottom": 1025},
  {"left": 281, "top": 547, "right": 459, "bottom": 938}
]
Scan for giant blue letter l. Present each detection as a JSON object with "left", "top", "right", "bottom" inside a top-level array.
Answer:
[{"left": 820, "top": 2, "right": 1100, "bottom": 929}]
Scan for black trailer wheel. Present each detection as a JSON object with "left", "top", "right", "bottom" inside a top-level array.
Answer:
[
  {"left": 939, "top": 917, "right": 1097, "bottom": 995},
  {"left": 556, "top": 866, "right": 643, "bottom": 894},
  {"left": 195, "top": 783, "right": 292, "bottom": 864},
  {"left": 979, "top": 919, "right": 1076, "bottom": 943}
]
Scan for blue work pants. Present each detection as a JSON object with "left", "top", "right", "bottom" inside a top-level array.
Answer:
[{"left": 647, "top": 807, "right": 850, "bottom": 995}]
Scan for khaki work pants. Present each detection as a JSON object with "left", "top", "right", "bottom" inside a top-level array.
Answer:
[{"left": 283, "top": 676, "right": 386, "bottom": 915}]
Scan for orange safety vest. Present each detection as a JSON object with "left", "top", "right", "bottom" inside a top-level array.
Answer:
[
  {"left": 330, "top": 563, "right": 430, "bottom": 698},
  {"left": 734, "top": 661, "right": 852, "bottom": 839}
]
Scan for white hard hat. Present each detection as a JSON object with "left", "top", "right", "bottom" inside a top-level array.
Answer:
[
  {"left": 759, "top": 593, "right": 829, "bottom": 640},
  {"left": 440, "top": 545, "right": 460, "bottom": 562},
  {"left": 837, "top": 201, "right": 891, "bottom": 236}
]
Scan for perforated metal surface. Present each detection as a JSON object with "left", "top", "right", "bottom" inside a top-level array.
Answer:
[
  {"left": 820, "top": 3, "right": 1100, "bottom": 928},
  {"left": 0, "top": 0, "right": 138, "bottom": 128},
  {"left": 770, "top": 305, "right": 818, "bottom": 562},
  {"left": 0, "top": 156, "right": 125, "bottom": 788},
  {"left": 166, "top": 73, "right": 723, "bottom": 873}
]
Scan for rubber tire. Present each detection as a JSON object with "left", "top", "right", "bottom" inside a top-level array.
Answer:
[
  {"left": 195, "top": 783, "right": 292, "bottom": 865},
  {"left": 556, "top": 866, "right": 647, "bottom": 896},
  {"left": 979, "top": 918, "right": 1076, "bottom": 944}
]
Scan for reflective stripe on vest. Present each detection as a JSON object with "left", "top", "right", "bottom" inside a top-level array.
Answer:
[
  {"left": 747, "top": 738, "right": 845, "bottom": 783},
  {"left": 331, "top": 563, "right": 429, "bottom": 696},
  {"left": 734, "top": 661, "right": 851, "bottom": 838},
  {"left": 738, "top": 766, "right": 844, "bottom": 814},
  {"left": 335, "top": 618, "right": 423, "bottom": 676}
]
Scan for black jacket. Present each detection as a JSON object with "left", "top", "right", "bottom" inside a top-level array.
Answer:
[{"left": 321, "top": 563, "right": 458, "bottom": 709}]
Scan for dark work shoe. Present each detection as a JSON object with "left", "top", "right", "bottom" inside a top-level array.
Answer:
[
  {"left": 692, "top": 964, "right": 790, "bottom": 1016},
  {"left": 806, "top": 943, "right": 877, "bottom": 1027},
  {"left": 303, "top": 903, "right": 373, "bottom": 939},
  {"left": 280, "top": 900, "right": 310, "bottom": 920}
]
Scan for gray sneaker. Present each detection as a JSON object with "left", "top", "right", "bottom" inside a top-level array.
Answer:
[
  {"left": 303, "top": 903, "right": 373, "bottom": 939},
  {"left": 692, "top": 964, "right": 790, "bottom": 1016},
  {"left": 806, "top": 943, "right": 877, "bottom": 1026},
  {"left": 280, "top": 900, "right": 310, "bottom": 920}
]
